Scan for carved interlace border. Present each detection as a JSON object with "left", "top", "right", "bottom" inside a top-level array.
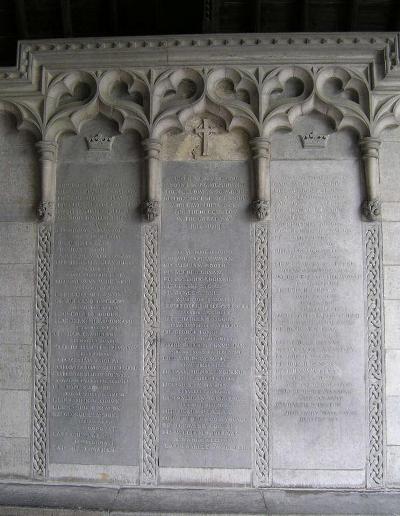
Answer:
[
  {"left": 32, "top": 223, "right": 52, "bottom": 479},
  {"left": 365, "top": 224, "right": 384, "bottom": 488},
  {"left": 142, "top": 224, "right": 159, "bottom": 484},
  {"left": 254, "top": 223, "right": 270, "bottom": 487}
]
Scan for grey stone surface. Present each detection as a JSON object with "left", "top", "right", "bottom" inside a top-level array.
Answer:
[
  {"left": 380, "top": 140, "right": 400, "bottom": 203},
  {"left": 0, "top": 438, "right": 30, "bottom": 477},
  {"left": 0, "top": 345, "right": 31, "bottom": 389},
  {"left": 387, "top": 396, "right": 400, "bottom": 445},
  {"left": 1, "top": 484, "right": 400, "bottom": 513},
  {"left": 386, "top": 350, "right": 400, "bottom": 396},
  {"left": 270, "top": 160, "right": 366, "bottom": 486},
  {"left": 387, "top": 446, "right": 400, "bottom": 486},
  {"left": 271, "top": 116, "right": 360, "bottom": 161},
  {"left": 0, "top": 509, "right": 106, "bottom": 515},
  {"left": 0, "top": 297, "right": 33, "bottom": 344},
  {"left": 159, "top": 161, "right": 252, "bottom": 473},
  {"left": 385, "top": 300, "right": 400, "bottom": 349},
  {"left": 0, "top": 114, "right": 39, "bottom": 221},
  {"left": 48, "top": 126, "right": 142, "bottom": 478},
  {"left": 384, "top": 266, "right": 400, "bottom": 299},
  {"left": 0, "top": 223, "right": 36, "bottom": 263},
  {"left": 0, "top": 265, "right": 34, "bottom": 297},
  {"left": 0, "top": 391, "right": 30, "bottom": 438},
  {"left": 382, "top": 202, "right": 400, "bottom": 222},
  {"left": 0, "top": 30, "right": 399, "bottom": 513},
  {"left": 383, "top": 222, "right": 400, "bottom": 264}
]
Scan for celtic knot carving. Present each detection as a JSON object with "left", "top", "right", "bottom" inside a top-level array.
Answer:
[
  {"left": 254, "top": 224, "right": 270, "bottom": 486},
  {"left": 33, "top": 223, "right": 52, "bottom": 478},
  {"left": 142, "top": 224, "right": 159, "bottom": 484},
  {"left": 365, "top": 224, "right": 384, "bottom": 488}
]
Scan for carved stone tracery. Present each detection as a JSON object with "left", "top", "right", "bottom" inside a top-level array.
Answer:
[{"left": 1, "top": 57, "right": 398, "bottom": 219}]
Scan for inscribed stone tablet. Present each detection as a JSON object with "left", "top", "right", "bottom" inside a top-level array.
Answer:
[
  {"left": 271, "top": 160, "right": 366, "bottom": 486},
  {"left": 49, "top": 150, "right": 142, "bottom": 468},
  {"left": 159, "top": 161, "right": 252, "bottom": 470}
]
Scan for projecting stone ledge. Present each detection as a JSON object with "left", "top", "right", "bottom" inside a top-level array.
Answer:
[{"left": 0, "top": 484, "right": 400, "bottom": 514}]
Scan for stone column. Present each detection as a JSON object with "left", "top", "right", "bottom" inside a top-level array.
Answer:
[
  {"left": 36, "top": 140, "right": 58, "bottom": 223},
  {"left": 250, "top": 137, "right": 271, "bottom": 220},
  {"left": 360, "top": 137, "right": 381, "bottom": 221},
  {"left": 142, "top": 138, "right": 162, "bottom": 222}
]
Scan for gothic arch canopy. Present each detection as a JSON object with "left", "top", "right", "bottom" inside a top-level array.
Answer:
[{"left": 1, "top": 33, "right": 400, "bottom": 142}]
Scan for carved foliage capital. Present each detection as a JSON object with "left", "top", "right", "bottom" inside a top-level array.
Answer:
[
  {"left": 251, "top": 200, "right": 270, "bottom": 220},
  {"left": 142, "top": 200, "right": 160, "bottom": 222},
  {"left": 37, "top": 201, "right": 55, "bottom": 223},
  {"left": 363, "top": 199, "right": 382, "bottom": 221}
]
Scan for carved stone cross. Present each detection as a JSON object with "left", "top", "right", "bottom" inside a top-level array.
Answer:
[{"left": 195, "top": 118, "right": 217, "bottom": 156}]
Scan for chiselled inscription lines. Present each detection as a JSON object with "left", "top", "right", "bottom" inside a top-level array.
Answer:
[
  {"left": 49, "top": 166, "right": 141, "bottom": 473},
  {"left": 159, "top": 163, "right": 252, "bottom": 473}
]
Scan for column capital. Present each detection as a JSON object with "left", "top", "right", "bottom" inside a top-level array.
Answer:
[
  {"left": 36, "top": 141, "right": 58, "bottom": 162},
  {"left": 142, "top": 138, "right": 162, "bottom": 160},
  {"left": 360, "top": 137, "right": 381, "bottom": 159},
  {"left": 249, "top": 137, "right": 271, "bottom": 159}
]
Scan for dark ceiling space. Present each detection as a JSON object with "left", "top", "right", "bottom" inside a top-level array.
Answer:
[{"left": 1, "top": 0, "right": 400, "bottom": 67}]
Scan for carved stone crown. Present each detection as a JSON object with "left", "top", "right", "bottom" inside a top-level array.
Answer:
[
  {"left": 86, "top": 133, "right": 114, "bottom": 151},
  {"left": 300, "top": 131, "right": 328, "bottom": 149}
]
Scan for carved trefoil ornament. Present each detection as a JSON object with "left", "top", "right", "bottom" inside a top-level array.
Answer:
[
  {"left": 254, "top": 224, "right": 270, "bottom": 487},
  {"left": 365, "top": 224, "right": 384, "bottom": 488},
  {"left": 142, "top": 224, "right": 159, "bottom": 484}
]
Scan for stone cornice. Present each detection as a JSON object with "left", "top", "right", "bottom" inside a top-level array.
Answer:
[
  {"left": 0, "top": 33, "right": 399, "bottom": 91},
  {"left": 0, "top": 33, "right": 400, "bottom": 145}
]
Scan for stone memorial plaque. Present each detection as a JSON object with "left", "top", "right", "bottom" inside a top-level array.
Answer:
[
  {"left": 49, "top": 140, "right": 142, "bottom": 471},
  {"left": 159, "top": 161, "right": 252, "bottom": 473},
  {"left": 271, "top": 160, "right": 366, "bottom": 487}
]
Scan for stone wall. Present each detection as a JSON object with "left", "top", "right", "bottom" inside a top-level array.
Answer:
[{"left": 0, "top": 33, "right": 399, "bottom": 514}]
